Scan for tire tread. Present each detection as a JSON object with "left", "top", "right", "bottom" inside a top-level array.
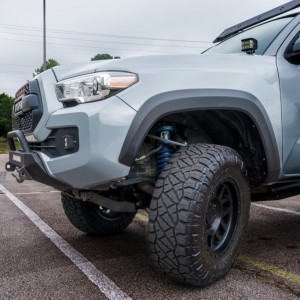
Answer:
[
  {"left": 148, "top": 144, "right": 250, "bottom": 286},
  {"left": 61, "top": 193, "right": 136, "bottom": 235}
]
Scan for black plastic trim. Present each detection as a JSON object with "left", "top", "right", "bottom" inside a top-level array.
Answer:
[
  {"left": 6, "top": 130, "right": 71, "bottom": 190},
  {"left": 22, "top": 94, "right": 39, "bottom": 112},
  {"left": 13, "top": 79, "right": 43, "bottom": 133},
  {"left": 28, "top": 79, "right": 43, "bottom": 131},
  {"left": 119, "top": 89, "right": 280, "bottom": 183},
  {"left": 214, "top": 0, "right": 300, "bottom": 43}
]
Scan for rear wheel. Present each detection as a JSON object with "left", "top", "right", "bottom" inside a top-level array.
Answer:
[
  {"left": 61, "top": 193, "right": 136, "bottom": 235},
  {"left": 148, "top": 144, "right": 250, "bottom": 286}
]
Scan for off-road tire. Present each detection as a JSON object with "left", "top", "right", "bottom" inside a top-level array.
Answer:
[
  {"left": 61, "top": 193, "right": 136, "bottom": 235},
  {"left": 148, "top": 144, "right": 250, "bottom": 287}
]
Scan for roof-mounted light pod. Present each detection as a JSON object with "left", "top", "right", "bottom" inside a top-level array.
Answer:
[{"left": 241, "top": 38, "right": 258, "bottom": 54}]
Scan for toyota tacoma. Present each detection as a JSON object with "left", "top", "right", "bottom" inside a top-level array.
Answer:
[{"left": 6, "top": 0, "right": 300, "bottom": 287}]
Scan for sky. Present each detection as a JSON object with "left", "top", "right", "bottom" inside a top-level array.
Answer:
[{"left": 0, "top": 0, "right": 291, "bottom": 96}]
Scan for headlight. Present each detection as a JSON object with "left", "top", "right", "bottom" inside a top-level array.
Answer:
[{"left": 56, "top": 71, "right": 138, "bottom": 103}]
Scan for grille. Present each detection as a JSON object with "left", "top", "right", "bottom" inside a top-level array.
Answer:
[
  {"left": 12, "top": 80, "right": 43, "bottom": 133},
  {"left": 15, "top": 83, "right": 30, "bottom": 99},
  {"left": 13, "top": 111, "right": 33, "bottom": 131}
]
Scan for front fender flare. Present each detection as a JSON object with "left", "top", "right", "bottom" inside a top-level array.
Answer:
[{"left": 118, "top": 89, "right": 280, "bottom": 183}]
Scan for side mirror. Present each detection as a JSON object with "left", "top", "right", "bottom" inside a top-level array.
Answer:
[
  {"left": 285, "top": 35, "right": 300, "bottom": 64},
  {"left": 285, "top": 50, "right": 300, "bottom": 64}
]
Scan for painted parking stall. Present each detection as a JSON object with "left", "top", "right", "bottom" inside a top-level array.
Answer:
[
  {"left": 0, "top": 154, "right": 299, "bottom": 299},
  {"left": 0, "top": 184, "right": 132, "bottom": 300}
]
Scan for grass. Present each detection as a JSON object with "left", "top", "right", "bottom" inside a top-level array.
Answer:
[
  {"left": 0, "top": 137, "right": 22, "bottom": 154},
  {"left": 0, "top": 141, "right": 9, "bottom": 154},
  {"left": 0, "top": 137, "right": 8, "bottom": 154}
]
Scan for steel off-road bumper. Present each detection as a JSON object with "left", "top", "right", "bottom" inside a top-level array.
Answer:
[
  {"left": 5, "top": 130, "right": 136, "bottom": 212},
  {"left": 6, "top": 130, "right": 71, "bottom": 190}
]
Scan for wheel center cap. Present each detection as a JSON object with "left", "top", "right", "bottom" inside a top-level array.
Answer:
[{"left": 207, "top": 198, "right": 221, "bottom": 227}]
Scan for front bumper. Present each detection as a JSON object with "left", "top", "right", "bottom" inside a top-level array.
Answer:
[
  {"left": 6, "top": 96, "right": 137, "bottom": 190},
  {"left": 6, "top": 130, "right": 71, "bottom": 190}
]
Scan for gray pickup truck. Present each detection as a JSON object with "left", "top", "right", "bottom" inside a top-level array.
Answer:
[{"left": 6, "top": 0, "right": 300, "bottom": 287}]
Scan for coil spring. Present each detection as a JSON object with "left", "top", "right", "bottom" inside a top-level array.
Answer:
[{"left": 156, "top": 125, "right": 175, "bottom": 172}]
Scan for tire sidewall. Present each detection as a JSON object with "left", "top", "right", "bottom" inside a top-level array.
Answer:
[{"left": 191, "top": 158, "right": 249, "bottom": 274}]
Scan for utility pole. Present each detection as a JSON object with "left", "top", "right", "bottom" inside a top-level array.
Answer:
[{"left": 43, "top": 0, "right": 46, "bottom": 72}]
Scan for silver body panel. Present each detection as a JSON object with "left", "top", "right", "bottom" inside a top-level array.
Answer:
[{"left": 26, "top": 13, "right": 300, "bottom": 185}]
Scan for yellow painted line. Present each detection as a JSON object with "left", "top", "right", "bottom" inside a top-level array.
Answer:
[
  {"left": 135, "top": 212, "right": 300, "bottom": 285},
  {"left": 239, "top": 255, "right": 300, "bottom": 285}
]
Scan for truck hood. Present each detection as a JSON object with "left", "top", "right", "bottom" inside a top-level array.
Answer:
[{"left": 52, "top": 54, "right": 276, "bottom": 82}]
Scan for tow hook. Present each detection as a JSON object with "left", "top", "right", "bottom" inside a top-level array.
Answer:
[
  {"left": 10, "top": 167, "right": 31, "bottom": 183},
  {"left": 11, "top": 173, "right": 24, "bottom": 183}
]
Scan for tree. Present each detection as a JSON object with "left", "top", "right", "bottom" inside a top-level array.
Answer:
[
  {"left": 0, "top": 93, "right": 14, "bottom": 137},
  {"left": 35, "top": 58, "right": 60, "bottom": 75},
  {"left": 91, "top": 54, "right": 120, "bottom": 61}
]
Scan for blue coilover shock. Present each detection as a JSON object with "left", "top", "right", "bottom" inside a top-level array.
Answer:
[{"left": 156, "top": 125, "right": 175, "bottom": 172}]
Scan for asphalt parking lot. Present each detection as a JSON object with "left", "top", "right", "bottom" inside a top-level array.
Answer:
[{"left": 0, "top": 153, "right": 299, "bottom": 300}]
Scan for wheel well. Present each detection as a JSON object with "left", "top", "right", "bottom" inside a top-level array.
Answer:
[{"left": 134, "top": 110, "right": 268, "bottom": 189}]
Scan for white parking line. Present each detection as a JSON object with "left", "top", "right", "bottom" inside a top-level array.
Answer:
[
  {"left": 0, "top": 184, "right": 132, "bottom": 300},
  {"left": 14, "top": 191, "right": 60, "bottom": 195},
  {"left": 252, "top": 203, "right": 300, "bottom": 216}
]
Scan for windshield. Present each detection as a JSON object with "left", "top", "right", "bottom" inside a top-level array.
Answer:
[{"left": 206, "top": 17, "right": 293, "bottom": 55}]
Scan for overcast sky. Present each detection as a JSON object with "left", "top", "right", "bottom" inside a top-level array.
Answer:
[{"left": 0, "top": 0, "right": 290, "bottom": 96}]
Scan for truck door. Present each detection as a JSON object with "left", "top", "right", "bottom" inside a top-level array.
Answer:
[{"left": 277, "top": 24, "right": 300, "bottom": 175}]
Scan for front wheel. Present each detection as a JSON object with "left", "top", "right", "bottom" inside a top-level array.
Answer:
[
  {"left": 61, "top": 193, "right": 136, "bottom": 235},
  {"left": 148, "top": 144, "right": 250, "bottom": 287}
]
